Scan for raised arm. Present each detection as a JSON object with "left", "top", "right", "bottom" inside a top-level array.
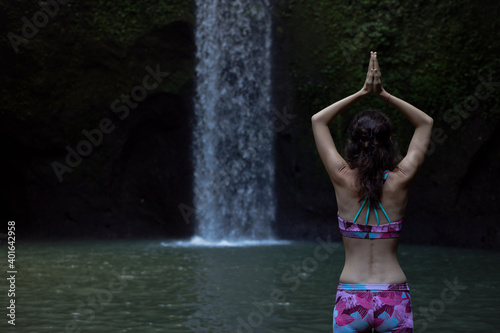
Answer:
[
  {"left": 311, "top": 52, "right": 376, "bottom": 183},
  {"left": 372, "top": 53, "right": 433, "bottom": 180}
]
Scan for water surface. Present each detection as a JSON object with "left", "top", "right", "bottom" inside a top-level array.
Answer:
[{"left": 6, "top": 240, "right": 500, "bottom": 332}]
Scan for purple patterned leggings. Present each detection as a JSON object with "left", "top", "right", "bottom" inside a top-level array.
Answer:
[{"left": 333, "top": 283, "right": 413, "bottom": 332}]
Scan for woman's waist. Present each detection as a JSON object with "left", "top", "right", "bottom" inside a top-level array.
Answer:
[{"left": 340, "top": 260, "right": 406, "bottom": 284}]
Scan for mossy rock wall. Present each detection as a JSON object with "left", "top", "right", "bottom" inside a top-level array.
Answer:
[{"left": 0, "top": 0, "right": 196, "bottom": 239}]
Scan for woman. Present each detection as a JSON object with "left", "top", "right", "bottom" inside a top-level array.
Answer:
[{"left": 311, "top": 52, "right": 433, "bottom": 332}]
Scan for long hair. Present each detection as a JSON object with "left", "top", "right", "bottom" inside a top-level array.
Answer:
[{"left": 344, "top": 109, "right": 401, "bottom": 204}]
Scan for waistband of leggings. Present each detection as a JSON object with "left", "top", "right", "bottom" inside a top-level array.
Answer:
[{"left": 338, "top": 282, "right": 410, "bottom": 291}]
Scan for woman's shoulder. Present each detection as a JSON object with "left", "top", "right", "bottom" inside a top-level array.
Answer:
[
  {"left": 332, "top": 165, "right": 358, "bottom": 186},
  {"left": 382, "top": 167, "right": 416, "bottom": 197},
  {"left": 387, "top": 166, "right": 418, "bottom": 187}
]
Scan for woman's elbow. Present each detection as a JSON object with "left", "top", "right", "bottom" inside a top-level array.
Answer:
[
  {"left": 311, "top": 114, "right": 324, "bottom": 124},
  {"left": 421, "top": 113, "right": 433, "bottom": 127},
  {"left": 426, "top": 115, "right": 434, "bottom": 126}
]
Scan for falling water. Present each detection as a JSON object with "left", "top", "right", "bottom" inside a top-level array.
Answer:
[{"left": 192, "top": 0, "right": 275, "bottom": 242}]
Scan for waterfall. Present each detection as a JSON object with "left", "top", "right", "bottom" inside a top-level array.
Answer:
[{"left": 192, "top": 0, "right": 275, "bottom": 242}]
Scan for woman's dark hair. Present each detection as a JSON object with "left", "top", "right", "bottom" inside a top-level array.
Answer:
[{"left": 345, "top": 109, "right": 401, "bottom": 204}]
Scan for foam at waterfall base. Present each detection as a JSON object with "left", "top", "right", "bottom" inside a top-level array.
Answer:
[{"left": 161, "top": 236, "right": 290, "bottom": 247}]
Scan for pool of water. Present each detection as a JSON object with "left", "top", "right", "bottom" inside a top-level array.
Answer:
[{"left": 6, "top": 238, "right": 500, "bottom": 332}]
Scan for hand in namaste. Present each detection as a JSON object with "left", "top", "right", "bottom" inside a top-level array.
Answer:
[{"left": 361, "top": 51, "right": 385, "bottom": 96}]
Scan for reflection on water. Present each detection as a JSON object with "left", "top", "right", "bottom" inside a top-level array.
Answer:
[
  {"left": 163, "top": 236, "right": 291, "bottom": 248},
  {"left": 7, "top": 239, "right": 500, "bottom": 332}
]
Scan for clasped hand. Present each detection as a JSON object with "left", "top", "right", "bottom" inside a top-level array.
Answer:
[{"left": 361, "top": 51, "right": 385, "bottom": 96}]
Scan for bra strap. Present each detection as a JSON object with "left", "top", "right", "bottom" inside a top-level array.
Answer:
[
  {"left": 365, "top": 199, "right": 371, "bottom": 225},
  {"left": 354, "top": 171, "right": 391, "bottom": 225},
  {"left": 378, "top": 202, "right": 392, "bottom": 224},
  {"left": 373, "top": 205, "right": 380, "bottom": 225},
  {"left": 353, "top": 198, "right": 367, "bottom": 223}
]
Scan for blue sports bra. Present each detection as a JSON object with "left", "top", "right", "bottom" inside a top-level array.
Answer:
[{"left": 338, "top": 170, "right": 403, "bottom": 239}]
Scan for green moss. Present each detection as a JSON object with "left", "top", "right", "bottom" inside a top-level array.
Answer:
[{"left": 1, "top": 0, "right": 195, "bottom": 125}]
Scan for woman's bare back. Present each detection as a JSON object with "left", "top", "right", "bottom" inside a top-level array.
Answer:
[{"left": 335, "top": 168, "right": 410, "bottom": 284}]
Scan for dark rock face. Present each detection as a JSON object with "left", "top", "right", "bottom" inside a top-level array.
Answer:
[
  {"left": 108, "top": 92, "right": 195, "bottom": 239},
  {"left": 1, "top": 20, "right": 196, "bottom": 240},
  {"left": 2, "top": 91, "right": 195, "bottom": 240},
  {"left": 271, "top": 1, "right": 339, "bottom": 243}
]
